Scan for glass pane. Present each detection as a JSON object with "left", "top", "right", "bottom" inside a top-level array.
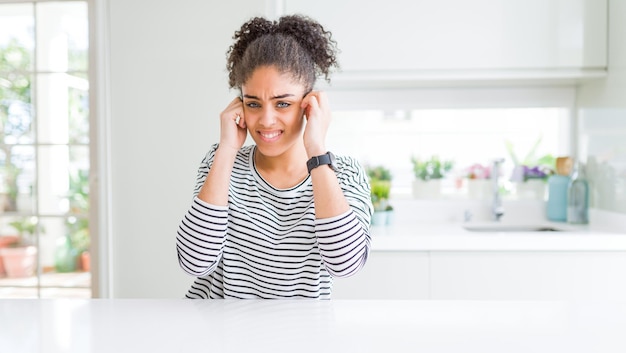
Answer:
[
  {"left": 0, "top": 4, "right": 34, "bottom": 72},
  {"left": 38, "top": 145, "right": 70, "bottom": 214},
  {"left": 37, "top": 72, "right": 89, "bottom": 144},
  {"left": 0, "top": 214, "right": 39, "bottom": 281},
  {"left": 69, "top": 147, "right": 90, "bottom": 215},
  {"left": 0, "top": 73, "right": 34, "bottom": 144},
  {"left": 36, "top": 2, "right": 89, "bottom": 72},
  {"left": 69, "top": 72, "right": 89, "bottom": 144},
  {"left": 38, "top": 216, "right": 66, "bottom": 275},
  {"left": 39, "top": 216, "right": 90, "bottom": 289},
  {"left": 38, "top": 145, "right": 89, "bottom": 215},
  {"left": 36, "top": 73, "right": 69, "bottom": 144},
  {"left": 0, "top": 145, "right": 35, "bottom": 213}
]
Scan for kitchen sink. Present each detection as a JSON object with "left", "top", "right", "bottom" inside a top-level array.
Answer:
[{"left": 462, "top": 222, "right": 564, "bottom": 232}]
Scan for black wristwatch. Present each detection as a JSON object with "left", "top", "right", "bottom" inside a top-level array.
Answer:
[{"left": 306, "top": 151, "right": 337, "bottom": 174}]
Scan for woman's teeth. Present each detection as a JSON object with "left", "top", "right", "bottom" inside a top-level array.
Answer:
[{"left": 260, "top": 131, "right": 281, "bottom": 139}]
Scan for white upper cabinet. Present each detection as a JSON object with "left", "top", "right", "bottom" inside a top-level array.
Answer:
[{"left": 283, "top": 0, "right": 607, "bottom": 86}]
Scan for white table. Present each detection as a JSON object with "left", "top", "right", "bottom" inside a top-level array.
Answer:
[{"left": 2, "top": 299, "right": 626, "bottom": 353}]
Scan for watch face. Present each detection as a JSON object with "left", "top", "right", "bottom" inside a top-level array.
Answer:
[{"left": 328, "top": 151, "right": 337, "bottom": 171}]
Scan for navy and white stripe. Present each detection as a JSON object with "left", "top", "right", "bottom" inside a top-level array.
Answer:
[{"left": 176, "top": 144, "right": 373, "bottom": 299}]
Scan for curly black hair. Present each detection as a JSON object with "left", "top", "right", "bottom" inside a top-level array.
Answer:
[{"left": 226, "top": 15, "right": 339, "bottom": 91}]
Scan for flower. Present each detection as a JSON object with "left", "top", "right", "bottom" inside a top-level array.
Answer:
[
  {"left": 511, "top": 165, "right": 553, "bottom": 182},
  {"left": 505, "top": 136, "right": 555, "bottom": 182},
  {"left": 464, "top": 163, "right": 491, "bottom": 180},
  {"left": 523, "top": 165, "right": 549, "bottom": 179}
]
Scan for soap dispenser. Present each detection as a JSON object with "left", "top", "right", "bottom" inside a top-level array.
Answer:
[
  {"left": 546, "top": 157, "right": 572, "bottom": 222},
  {"left": 566, "top": 160, "right": 589, "bottom": 224}
]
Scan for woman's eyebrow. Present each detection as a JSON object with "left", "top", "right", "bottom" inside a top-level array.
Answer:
[
  {"left": 273, "top": 94, "right": 294, "bottom": 99},
  {"left": 242, "top": 94, "right": 295, "bottom": 100}
]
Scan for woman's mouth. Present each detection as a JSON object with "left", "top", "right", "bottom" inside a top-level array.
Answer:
[{"left": 258, "top": 130, "right": 283, "bottom": 142}]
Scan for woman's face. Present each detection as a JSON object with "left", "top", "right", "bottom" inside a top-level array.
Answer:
[{"left": 241, "top": 66, "right": 307, "bottom": 158}]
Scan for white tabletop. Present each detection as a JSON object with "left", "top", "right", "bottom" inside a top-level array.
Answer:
[{"left": 2, "top": 299, "right": 626, "bottom": 353}]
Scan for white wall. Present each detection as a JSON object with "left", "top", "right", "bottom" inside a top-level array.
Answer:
[
  {"left": 105, "top": 0, "right": 267, "bottom": 297},
  {"left": 576, "top": 0, "right": 626, "bottom": 213}
]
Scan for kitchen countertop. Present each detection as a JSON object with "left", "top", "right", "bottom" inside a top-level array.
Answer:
[
  {"left": 366, "top": 199, "right": 626, "bottom": 252},
  {"left": 3, "top": 299, "right": 626, "bottom": 353},
  {"left": 370, "top": 223, "right": 626, "bottom": 251}
]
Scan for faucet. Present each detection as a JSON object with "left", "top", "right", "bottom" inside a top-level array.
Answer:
[{"left": 491, "top": 158, "right": 505, "bottom": 222}]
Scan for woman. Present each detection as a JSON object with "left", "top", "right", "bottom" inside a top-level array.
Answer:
[{"left": 176, "top": 15, "right": 373, "bottom": 299}]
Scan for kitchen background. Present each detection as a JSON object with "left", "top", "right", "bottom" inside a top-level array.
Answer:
[{"left": 0, "top": 0, "right": 624, "bottom": 298}]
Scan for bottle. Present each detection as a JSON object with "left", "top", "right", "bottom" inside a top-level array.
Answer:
[
  {"left": 546, "top": 157, "right": 571, "bottom": 222},
  {"left": 566, "top": 161, "right": 589, "bottom": 224}
]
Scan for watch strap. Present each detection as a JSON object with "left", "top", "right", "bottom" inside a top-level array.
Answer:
[{"left": 307, "top": 153, "right": 333, "bottom": 174}]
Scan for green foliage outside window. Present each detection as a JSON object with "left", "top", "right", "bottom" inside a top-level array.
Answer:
[{"left": 1, "top": 39, "right": 33, "bottom": 212}]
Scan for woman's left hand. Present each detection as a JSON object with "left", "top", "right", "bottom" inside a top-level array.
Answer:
[{"left": 301, "top": 91, "right": 331, "bottom": 158}]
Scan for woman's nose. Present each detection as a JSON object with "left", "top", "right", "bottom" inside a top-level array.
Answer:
[{"left": 258, "top": 106, "right": 277, "bottom": 126}]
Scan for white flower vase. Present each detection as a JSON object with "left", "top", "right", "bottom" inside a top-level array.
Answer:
[
  {"left": 466, "top": 179, "right": 491, "bottom": 199},
  {"left": 516, "top": 179, "right": 546, "bottom": 200},
  {"left": 412, "top": 179, "right": 442, "bottom": 199}
]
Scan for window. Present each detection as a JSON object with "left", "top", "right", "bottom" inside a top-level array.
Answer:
[
  {"left": 0, "top": 1, "right": 90, "bottom": 298},
  {"left": 326, "top": 88, "right": 572, "bottom": 199}
]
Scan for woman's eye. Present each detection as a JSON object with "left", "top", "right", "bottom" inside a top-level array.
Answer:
[
  {"left": 277, "top": 102, "right": 291, "bottom": 108},
  {"left": 246, "top": 102, "right": 260, "bottom": 108}
]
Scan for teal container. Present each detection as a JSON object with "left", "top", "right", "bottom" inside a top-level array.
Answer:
[{"left": 546, "top": 175, "right": 569, "bottom": 222}]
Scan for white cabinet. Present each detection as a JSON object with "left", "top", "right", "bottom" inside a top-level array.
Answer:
[
  {"left": 335, "top": 250, "right": 626, "bottom": 300},
  {"left": 331, "top": 251, "right": 429, "bottom": 299},
  {"left": 284, "top": 0, "right": 607, "bottom": 86},
  {"left": 430, "top": 251, "right": 626, "bottom": 300}
]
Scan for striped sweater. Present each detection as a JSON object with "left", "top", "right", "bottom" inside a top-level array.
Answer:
[{"left": 176, "top": 144, "right": 373, "bottom": 299}]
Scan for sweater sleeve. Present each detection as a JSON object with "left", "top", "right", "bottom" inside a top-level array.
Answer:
[
  {"left": 316, "top": 210, "right": 371, "bottom": 278},
  {"left": 176, "top": 144, "right": 228, "bottom": 277},
  {"left": 315, "top": 156, "right": 373, "bottom": 278}
]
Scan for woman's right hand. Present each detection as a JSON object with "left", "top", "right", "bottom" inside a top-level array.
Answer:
[
  {"left": 218, "top": 97, "right": 247, "bottom": 154},
  {"left": 199, "top": 97, "right": 247, "bottom": 205}
]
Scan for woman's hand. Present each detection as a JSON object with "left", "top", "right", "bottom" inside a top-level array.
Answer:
[
  {"left": 218, "top": 97, "right": 247, "bottom": 154},
  {"left": 199, "top": 97, "right": 246, "bottom": 206},
  {"left": 301, "top": 91, "right": 331, "bottom": 158}
]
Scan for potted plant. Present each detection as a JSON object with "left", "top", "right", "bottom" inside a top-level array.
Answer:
[
  {"left": 67, "top": 169, "right": 90, "bottom": 271},
  {"left": 0, "top": 217, "right": 41, "bottom": 278},
  {"left": 0, "top": 233, "right": 19, "bottom": 276},
  {"left": 411, "top": 155, "right": 454, "bottom": 199},
  {"left": 366, "top": 165, "right": 393, "bottom": 226},
  {"left": 60, "top": 216, "right": 89, "bottom": 272},
  {"left": 53, "top": 169, "right": 90, "bottom": 273},
  {"left": 463, "top": 163, "right": 491, "bottom": 199},
  {"left": 506, "top": 138, "right": 555, "bottom": 199}
]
